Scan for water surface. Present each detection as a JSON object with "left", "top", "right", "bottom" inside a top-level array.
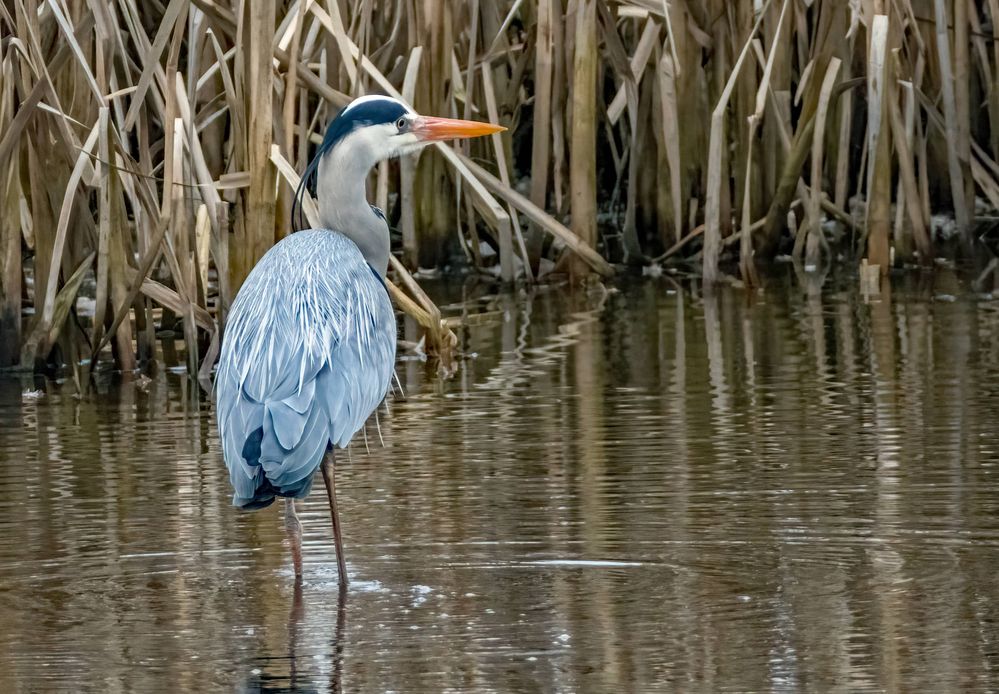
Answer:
[{"left": 2, "top": 271, "right": 999, "bottom": 691}]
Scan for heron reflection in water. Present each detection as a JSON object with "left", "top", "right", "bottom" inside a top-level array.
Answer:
[{"left": 216, "top": 96, "right": 503, "bottom": 586}]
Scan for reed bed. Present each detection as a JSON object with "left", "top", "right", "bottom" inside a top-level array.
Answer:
[{"left": 1, "top": 1, "right": 998, "bottom": 375}]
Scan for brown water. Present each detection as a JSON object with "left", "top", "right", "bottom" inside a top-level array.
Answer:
[{"left": 2, "top": 272, "right": 999, "bottom": 692}]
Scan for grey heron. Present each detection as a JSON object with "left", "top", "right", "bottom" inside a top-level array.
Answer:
[{"left": 216, "top": 95, "right": 503, "bottom": 586}]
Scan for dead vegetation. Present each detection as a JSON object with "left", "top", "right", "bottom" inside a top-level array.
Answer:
[{"left": 0, "top": 1, "right": 998, "bottom": 375}]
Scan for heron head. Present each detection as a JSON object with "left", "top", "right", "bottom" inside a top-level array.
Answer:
[
  {"left": 293, "top": 95, "right": 504, "bottom": 228},
  {"left": 322, "top": 95, "right": 504, "bottom": 163}
]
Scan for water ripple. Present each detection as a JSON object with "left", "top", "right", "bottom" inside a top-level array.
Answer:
[{"left": 1, "top": 277, "right": 999, "bottom": 691}]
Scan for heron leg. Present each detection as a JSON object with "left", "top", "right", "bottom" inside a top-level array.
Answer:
[
  {"left": 320, "top": 450, "right": 349, "bottom": 587},
  {"left": 284, "top": 498, "right": 303, "bottom": 580}
]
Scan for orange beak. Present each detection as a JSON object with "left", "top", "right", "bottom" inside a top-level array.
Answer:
[{"left": 411, "top": 115, "right": 506, "bottom": 142}]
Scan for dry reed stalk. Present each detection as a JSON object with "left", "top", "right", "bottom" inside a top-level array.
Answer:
[
  {"left": 833, "top": 26, "right": 854, "bottom": 212},
  {"left": 891, "top": 65, "right": 914, "bottom": 260},
  {"left": 866, "top": 14, "right": 891, "bottom": 271},
  {"left": 525, "top": 0, "right": 554, "bottom": 272},
  {"left": 278, "top": 0, "right": 308, "bottom": 240},
  {"left": 124, "top": 266, "right": 214, "bottom": 331},
  {"left": 762, "top": 2, "right": 851, "bottom": 257},
  {"left": 238, "top": 0, "right": 277, "bottom": 290},
  {"left": 459, "top": 154, "right": 614, "bottom": 277},
  {"left": 953, "top": 0, "right": 974, "bottom": 231},
  {"left": 598, "top": 1, "right": 644, "bottom": 262},
  {"left": 0, "top": 163, "right": 18, "bottom": 365},
  {"left": 400, "top": 47, "right": 423, "bottom": 268},
  {"left": 3, "top": 0, "right": 999, "bottom": 376},
  {"left": 733, "top": 1, "right": 760, "bottom": 230},
  {"left": 915, "top": 87, "right": 999, "bottom": 206},
  {"left": 762, "top": 0, "right": 790, "bottom": 203},
  {"left": 412, "top": 0, "right": 454, "bottom": 269},
  {"left": 739, "top": 0, "right": 790, "bottom": 285},
  {"left": 173, "top": 73, "right": 223, "bottom": 233},
  {"left": 967, "top": 4, "right": 992, "bottom": 118},
  {"left": 932, "top": 0, "right": 971, "bottom": 234},
  {"left": 124, "top": 0, "right": 186, "bottom": 130},
  {"left": 914, "top": 104, "right": 932, "bottom": 241},
  {"left": 107, "top": 204, "right": 138, "bottom": 372},
  {"left": 704, "top": 0, "right": 770, "bottom": 284},
  {"left": 92, "top": 192, "right": 170, "bottom": 362},
  {"left": 0, "top": 14, "right": 87, "bottom": 167},
  {"left": 322, "top": 0, "right": 359, "bottom": 93},
  {"left": 169, "top": 117, "right": 200, "bottom": 377},
  {"left": 195, "top": 204, "right": 211, "bottom": 313},
  {"left": 30, "top": 124, "right": 99, "bottom": 360},
  {"left": 386, "top": 255, "right": 457, "bottom": 362},
  {"left": 481, "top": 64, "right": 529, "bottom": 281},
  {"left": 607, "top": 18, "right": 658, "bottom": 125},
  {"left": 568, "top": 0, "right": 599, "bottom": 281},
  {"left": 989, "top": 0, "right": 999, "bottom": 159},
  {"left": 0, "top": 43, "right": 20, "bottom": 368},
  {"left": 641, "top": 83, "right": 665, "bottom": 248},
  {"left": 738, "top": 119, "right": 760, "bottom": 287},
  {"left": 656, "top": 50, "right": 682, "bottom": 245},
  {"left": 46, "top": 0, "right": 105, "bottom": 107},
  {"left": 807, "top": 57, "right": 841, "bottom": 269},
  {"left": 758, "top": 104, "right": 816, "bottom": 252},
  {"left": 22, "top": 252, "right": 95, "bottom": 368},
  {"left": 549, "top": 0, "right": 567, "bottom": 216},
  {"left": 478, "top": 65, "right": 517, "bottom": 281},
  {"left": 457, "top": 0, "right": 481, "bottom": 272},
  {"left": 888, "top": 73, "right": 932, "bottom": 263},
  {"left": 834, "top": 106, "right": 852, "bottom": 215},
  {"left": 91, "top": 107, "right": 113, "bottom": 369}
]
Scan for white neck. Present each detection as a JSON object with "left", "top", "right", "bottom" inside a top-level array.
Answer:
[{"left": 316, "top": 139, "right": 389, "bottom": 276}]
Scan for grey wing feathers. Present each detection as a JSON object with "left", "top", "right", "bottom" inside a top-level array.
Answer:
[{"left": 216, "top": 230, "right": 396, "bottom": 509}]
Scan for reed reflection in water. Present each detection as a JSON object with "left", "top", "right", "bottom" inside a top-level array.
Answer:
[{"left": 1, "top": 272, "right": 999, "bottom": 691}]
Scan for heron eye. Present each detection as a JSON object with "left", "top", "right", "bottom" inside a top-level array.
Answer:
[{"left": 396, "top": 117, "right": 407, "bottom": 131}]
